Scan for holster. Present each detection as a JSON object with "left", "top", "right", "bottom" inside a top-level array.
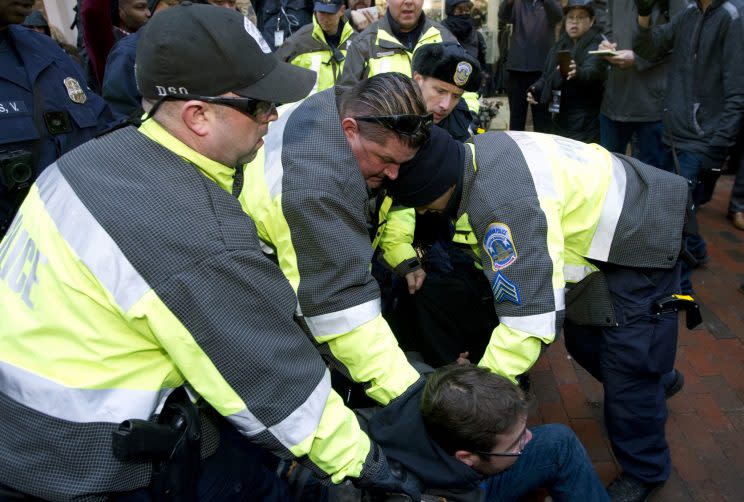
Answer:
[
  {"left": 112, "top": 388, "right": 201, "bottom": 501},
  {"left": 565, "top": 271, "right": 617, "bottom": 327}
]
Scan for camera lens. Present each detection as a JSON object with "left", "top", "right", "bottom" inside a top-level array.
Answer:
[{"left": 10, "top": 161, "right": 32, "bottom": 184}]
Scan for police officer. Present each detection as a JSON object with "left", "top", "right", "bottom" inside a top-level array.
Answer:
[
  {"left": 378, "top": 44, "right": 491, "bottom": 367},
  {"left": 0, "top": 0, "right": 113, "bottom": 236},
  {"left": 388, "top": 127, "right": 691, "bottom": 502},
  {"left": 0, "top": 5, "right": 419, "bottom": 500},
  {"left": 238, "top": 73, "right": 428, "bottom": 412},
  {"left": 275, "top": 0, "right": 357, "bottom": 95}
]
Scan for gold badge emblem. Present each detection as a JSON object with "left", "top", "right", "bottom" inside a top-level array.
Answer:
[
  {"left": 63, "top": 77, "right": 87, "bottom": 104},
  {"left": 453, "top": 61, "right": 473, "bottom": 87}
]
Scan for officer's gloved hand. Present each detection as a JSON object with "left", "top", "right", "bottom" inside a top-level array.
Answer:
[
  {"left": 354, "top": 443, "right": 423, "bottom": 501},
  {"left": 634, "top": 0, "right": 657, "bottom": 16}
]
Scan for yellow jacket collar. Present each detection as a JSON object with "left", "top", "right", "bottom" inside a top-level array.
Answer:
[{"left": 138, "top": 118, "right": 235, "bottom": 194}]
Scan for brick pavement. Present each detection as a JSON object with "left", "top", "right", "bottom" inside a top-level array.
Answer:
[{"left": 526, "top": 174, "right": 744, "bottom": 501}]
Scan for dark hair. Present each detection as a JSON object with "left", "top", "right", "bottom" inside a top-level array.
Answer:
[
  {"left": 421, "top": 364, "right": 530, "bottom": 455},
  {"left": 338, "top": 72, "right": 428, "bottom": 149}
]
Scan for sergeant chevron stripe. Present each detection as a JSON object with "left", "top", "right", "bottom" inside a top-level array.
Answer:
[{"left": 491, "top": 271, "right": 521, "bottom": 305}]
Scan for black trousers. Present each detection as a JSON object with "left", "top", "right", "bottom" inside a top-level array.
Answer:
[
  {"left": 506, "top": 70, "right": 551, "bottom": 132},
  {"left": 563, "top": 263, "right": 681, "bottom": 483}
]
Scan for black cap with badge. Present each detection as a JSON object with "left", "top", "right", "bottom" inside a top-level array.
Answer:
[
  {"left": 412, "top": 42, "right": 482, "bottom": 93},
  {"left": 135, "top": 2, "right": 315, "bottom": 103}
]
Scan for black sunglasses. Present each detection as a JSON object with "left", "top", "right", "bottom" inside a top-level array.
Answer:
[
  {"left": 354, "top": 113, "right": 433, "bottom": 137},
  {"left": 146, "top": 94, "right": 276, "bottom": 120}
]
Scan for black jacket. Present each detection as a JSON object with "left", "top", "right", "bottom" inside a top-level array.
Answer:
[
  {"left": 102, "top": 31, "right": 140, "bottom": 121},
  {"left": 633, "top": 0, "right": 744, "bottom": 156},
  {"left": 531, "top": 26, "right": 607, "bottom": 142},
  {"left": 498, "top": 0, "right": 564, "bottom": 72},
  {"left": 439, "top": 100, "right": 476, "bottom": 142},
  {"left": 368, "top": 379, "right": 483, "bottom": 500}
]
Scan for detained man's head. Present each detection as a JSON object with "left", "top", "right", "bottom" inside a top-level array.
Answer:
[
  {"left": 136, "top": 4, "right": 314, "bottom": 166},
  {"left": 411, "top": 43, "right": 481, "bottom": 123},
  {"left": 339, "top": 73, "right": 431, "bottom": 189},
  {"left": 421, "top": 364, "right": 533, "bottom": 476}
]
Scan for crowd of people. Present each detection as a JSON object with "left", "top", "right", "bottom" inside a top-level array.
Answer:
[{"left": 1, "top": 0, "right": 743, "bottom": 501}]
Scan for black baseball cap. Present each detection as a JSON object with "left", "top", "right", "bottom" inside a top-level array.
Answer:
[
  {"left": 136, "top": 3, "right": 315, "bottom": 102},
  {"left": 314, "top": 0, "right": 344, "bottom": 13}
]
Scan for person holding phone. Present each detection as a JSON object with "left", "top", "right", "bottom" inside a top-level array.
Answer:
[{"left": 527, "top": 0, "right": 607, "bottom": 142}]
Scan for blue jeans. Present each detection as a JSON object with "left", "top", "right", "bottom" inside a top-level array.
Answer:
[
  {"left": 599, "top": 115, "right": 664, "bottom": 169},
  {"left": 662, "top": 149, "right": 707, "bottom": 293},
  {"left": 118, "top": 420, "right": 292, "bottom": 501},
  {"left": 482, "top": 424, "right": 609, "bottom": 502}
]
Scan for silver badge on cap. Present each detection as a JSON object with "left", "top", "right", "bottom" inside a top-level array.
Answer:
[
  {"left": 244, "top": 18, "right": 272, "bottom": 54},
  {"left": 453, "top": 61, "right": 473, "bottom": 87},
  {"left": 63, "top": 77, "right": 87, "bottom": 104}
]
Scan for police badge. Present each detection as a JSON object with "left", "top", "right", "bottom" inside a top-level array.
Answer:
[
  {"left": 63, "top": 77, "right": 87, "bottom": 104},
  {"left": 453, "top": 61, "right": 473, "bottom": 87}
]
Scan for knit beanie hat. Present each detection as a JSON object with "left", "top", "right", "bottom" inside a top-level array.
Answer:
[{"left": 386, "top": 126, "right": 465, "bottom": 207}]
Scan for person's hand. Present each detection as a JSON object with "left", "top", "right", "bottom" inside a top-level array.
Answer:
[
  {"left": 605, "top": 49, "right": 635, "bottom": 69},
  {"left": 404, "top": 269, "right": 426, "bottom": 294},
  {"left": 566, "top": 61, "right": 577, "bottom": 80},
  {"left": 598, "top": 40, "right": 617, "bottom": 52},
  {"left": 354, "top": 444, "right": 422, "bottom": 500},
  {"left": 456, "top": 351, "right": 471, "bottom": 364},
  {"left": 526, "top": 91, "right": 537, "bottom": 105},
  {"left": 634, "top": 0, "right": 657, "bottom": 16},
  {"left": 350, "top": 7, "right": 378, "bottom": 31}
]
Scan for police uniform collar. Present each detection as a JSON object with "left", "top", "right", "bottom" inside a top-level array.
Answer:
[
  {"left": 138, "top": 118, "right": 238, "bottom": 194},
  {"left": 7, "top": 25, "right": 55, "bottom": 84}
]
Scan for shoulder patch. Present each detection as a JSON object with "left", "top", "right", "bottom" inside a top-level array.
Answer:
[
  {"left": 483, "top": 222, "right": 517, "bottom": 271},
  {"left": 491, "top": 272, "right": 521, "bottom": 306}
]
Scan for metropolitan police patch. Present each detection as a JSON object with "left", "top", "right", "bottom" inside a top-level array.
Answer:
[
  {"left": 453, "top": 61, "right": 473, "bottom": 87},
  {"left": 483, "top": 222, "right": 517, "bottom": 271}
]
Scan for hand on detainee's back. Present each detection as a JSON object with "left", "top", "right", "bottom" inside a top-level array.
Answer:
[{"left": 354, "top": 443, "right": 423, "bottom": 500}]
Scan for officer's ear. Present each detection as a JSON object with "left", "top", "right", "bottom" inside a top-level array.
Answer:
[
  {"left": 179, "top": 101, "right": 211, "bottom": 137},
  {"left": 341, "top": 117, "right": 361, "bottom": 143}
]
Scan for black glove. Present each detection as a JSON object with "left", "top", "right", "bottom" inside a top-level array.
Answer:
[
  {"left": 354, "top": 443, "right": 423, "bottom": 500},
  {"left": 634, "top": 0, "right": 657, "bottom": 16}
]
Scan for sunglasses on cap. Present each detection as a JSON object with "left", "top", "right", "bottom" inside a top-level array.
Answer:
[
  {"left": 354, "top": 113, "right": 434, "bottom": 137},
  {"left": 146, "top": 94, "right": 277, "bottom": 121}
]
